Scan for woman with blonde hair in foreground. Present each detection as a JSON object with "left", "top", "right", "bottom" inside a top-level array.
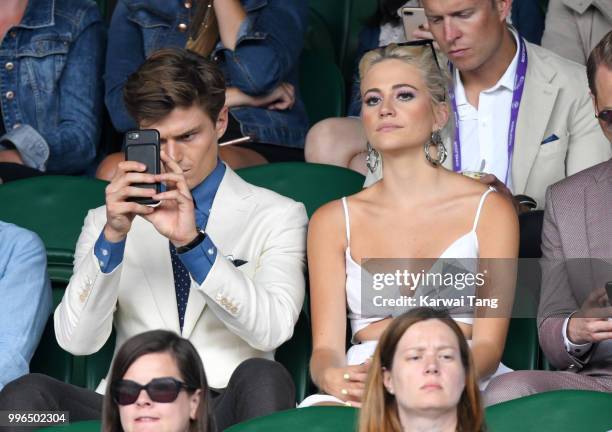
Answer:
[
  {"left": 302, "top": 42, "right": 518, "bottom": 407},
  {"left": 359, "top": 308, "right": 485, "bottom": 432}
]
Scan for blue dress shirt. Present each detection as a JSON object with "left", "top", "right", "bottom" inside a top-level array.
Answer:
[
  {"left": 0, "top": 221, "right": 52, "bottom": 390},
  {"left": 94, "top": 160, "right": 226, "bottom": 285}
]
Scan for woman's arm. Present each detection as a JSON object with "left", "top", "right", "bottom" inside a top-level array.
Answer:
[
  {"left": 471, "top": 192, "right": 519, "bottom": 380},
  {"left": 308, "top": 201, "right": 369, "bottom": 405},
  {"left": 216, "top": 0, "right": 307, "bottom": 95},
  {"left": 213, "top": 0, "right": 247, "bottom": 51}
]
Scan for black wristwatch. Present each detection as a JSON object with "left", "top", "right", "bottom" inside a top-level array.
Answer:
[{"left": 176, "top": 228, "right": 207, "bottom": 254}]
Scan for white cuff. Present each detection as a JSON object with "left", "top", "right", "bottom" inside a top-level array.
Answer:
[{"left": 562, "top": 314, "right": 592, "bottom": 357}]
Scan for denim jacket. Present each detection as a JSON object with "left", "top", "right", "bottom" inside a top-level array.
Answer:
[
  {"left": 0, "top": 0, "right": 105, "bottom": 173},
  {"left": 105, "top": 0, "right": 308, "bottom": 148}
]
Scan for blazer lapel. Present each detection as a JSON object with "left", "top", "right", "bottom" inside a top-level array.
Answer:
[
  {"left": 512, "top": 43, "right": 559, "bottom": 194},
  {"left": 181, "top": 166, "right": 254, "bottom": 338},
  {"left": 131, "top": 217, "right": 181, "bottom": 333}
]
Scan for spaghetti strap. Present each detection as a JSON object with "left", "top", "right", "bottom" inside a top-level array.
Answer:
[
  {"left": 472, "top": 187, "right": 495, "bottom": 232},
  {"left": 341, "top": 197, "right": 351, "bottom": 244}
]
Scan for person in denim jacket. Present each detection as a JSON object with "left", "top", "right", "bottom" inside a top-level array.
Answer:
[
  {"left": 0, "top": 0, "right": 105, "bottom": 180},
  {"left": 102, "top": 0, "right": 308, "bottom": 170}
]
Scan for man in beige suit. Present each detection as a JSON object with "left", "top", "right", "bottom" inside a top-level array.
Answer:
[
  {"left": 542, "top": 0, "right": 611, "bottom": 65},
  {"left": 309, "top": 0, "right": 611, "bottom": 210},
  {"left": 484, "top": 30, "right": 612, "bottom": 406},
  {"left": 0, "top": 49, "right": 307, "bottom": 431}
]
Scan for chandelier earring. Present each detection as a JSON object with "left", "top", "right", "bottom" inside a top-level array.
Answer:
[
  {"left": 424, "top": 130, "right": 447, "bottom": 166},
  {"left": 366, "top": 141, "right": 380, "bottom": 174}
]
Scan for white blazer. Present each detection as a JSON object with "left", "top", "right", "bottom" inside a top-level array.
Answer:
[{"left": 54, "top": 166, "right": 308, "bottom": 390}]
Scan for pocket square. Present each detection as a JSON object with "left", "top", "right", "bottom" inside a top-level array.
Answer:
[
  {"left": 541, "top": 134, "right": 559, "bottom": 145},
  {"left": 225, "top": 255, "right": 248, "bottom": 267}
]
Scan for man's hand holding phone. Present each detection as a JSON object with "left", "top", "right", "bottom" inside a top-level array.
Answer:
[
  {"left": 567, "top": 286, "right": 612, "bottom": 345},
  {"left": 142, "top": 151, "right": 199, "bottom": 248},
  {"left": 103, "top": 161, "right": 157, "bottom": 242}
]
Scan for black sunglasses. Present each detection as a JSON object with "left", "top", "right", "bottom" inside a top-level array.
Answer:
[
  {"left": 395, "top": 39, "right": 443, "bottom": 72},
  {"left": 383, "top": 39, "right": 446, "bottom": 100},
  {"left": 111, "top": 377, "right": 194, "bottom": 405},
  {"left": 596, "top": 109, "right": 612, "bottom": 130}
]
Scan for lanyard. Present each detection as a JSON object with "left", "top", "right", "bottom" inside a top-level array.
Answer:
[{"left": 449, "top": 35, "right": 528, "bottom": 184}]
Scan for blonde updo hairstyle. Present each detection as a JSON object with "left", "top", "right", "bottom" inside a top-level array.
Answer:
[{"left": 358, "top": 43, "right": 453, "bottom": 139}]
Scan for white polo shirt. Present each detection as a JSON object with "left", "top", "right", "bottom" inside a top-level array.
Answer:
[{"left": 453, "top": 30, "right": 521, "bottom": 191}]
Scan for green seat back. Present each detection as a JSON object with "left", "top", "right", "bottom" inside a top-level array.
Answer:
[
  {"left": 303, "top": 9, "right": 336, "bottom": 63},
  {"left": 485, "top": 390, "right": 612, "bottom": 431},
  {"left": 0, "top": 176, "right": 107, "bottom": 268},
  {"left": 236, "top": 162, "right": 364, "bottom": 218},
  {"left": 38, "top": 420, "right": 101, "bottom": 432},
  {"left": 30, "top": 285, "right": 73, "bottom": 384},
  {"left": 344, "top": 0, "right": 378, "bottom": 82},
  {"left": 236, "top": 163, "right": 364, "bottom": 402},
  {"left": 501, "top": 318, "right": 539, "bottom": 371},
  {"left": 226, "top": 406, "right": 358, "bottom": 432},
  {"left": 299, "top": 50, "right": 346, "bottom": 125},
  {"left": 307, "top": 0, "right": 351, "bottom": 65}
]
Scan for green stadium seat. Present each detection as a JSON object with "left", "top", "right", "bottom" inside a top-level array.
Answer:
[
  {"left": 303, "top": 9, "right": 336, "bottom": 63},
  {"left": 502, "top": 318, "right": 539, "bottom": 371},
  {"left": 485, "top": 390, "right": 612, "bottom": 431},
  {"left": 38, "top": 419, "right": 101, "bottom": 432},
  {"left": 299, "top": 51, "right": 346, "bottom": 125},
  {"left": 307, "top": 0, "right": 351, "bottom": 65},
  {"left": 225, "top": 406, "right": 358, "bottom": 432},
  {"left": 236, "top": 162, "right": 364, "bottom": 218},
  {"left": 344, "top": 0, "right": 378, "bottom": 83},
  {"left": 0, "top": 176, "right": 107, "bottom": 271},
  {"left": 237, "top": 162, "right": 364, "bottom": 402}
]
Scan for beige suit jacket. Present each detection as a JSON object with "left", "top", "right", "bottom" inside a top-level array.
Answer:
[
  {"left": 538, "top": 158, "right": 612, "bottom": 375},
  {"left": 542, "top": 0, "right": 612, "bottom": 65},
  {"left": 54, "top": 166, "right": 308, "bottom": 391},
  {"left": 365, "top": 42, "right": 611, "bottom": 209}
]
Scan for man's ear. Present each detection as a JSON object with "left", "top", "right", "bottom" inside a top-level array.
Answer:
[
  {"left": 495, "top": 0, "right": 513, "bottom": 23},
  {"left": 215, "top": 106, "right": 229, "bottom": 140}
]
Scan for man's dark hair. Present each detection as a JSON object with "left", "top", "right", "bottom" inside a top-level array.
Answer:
[
  {"left": 587, "top": 31, "right": 612, "bottom": 97},
  {"left": 124, "top": 48, "right": 226, "bottom": 125}
]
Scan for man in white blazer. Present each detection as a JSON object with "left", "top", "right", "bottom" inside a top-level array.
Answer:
[{"left": 0, "top": 48, "right": 307, "bottom": 431}]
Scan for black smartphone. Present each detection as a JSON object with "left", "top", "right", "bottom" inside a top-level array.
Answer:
[
  {"left": 606, "top": 281, "right": 612, "bottom": 307},
  {"left": 124, "top": 129, "right": 161, "bottom": 206}
]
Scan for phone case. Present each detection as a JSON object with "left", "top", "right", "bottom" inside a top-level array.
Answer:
[
  {"left": 124, "top": 129, "right": 161, "bottom": 206},
  {"left": 401, "top": 7, "right": 426, "bottom": 41}
]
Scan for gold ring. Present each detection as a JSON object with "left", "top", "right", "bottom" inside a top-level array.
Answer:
[
  {"left": 341, "top": 388, "right": 348, "bottom": 396},
  {"left": 343, "top": 373, "right": 350, "bottom": 381}
]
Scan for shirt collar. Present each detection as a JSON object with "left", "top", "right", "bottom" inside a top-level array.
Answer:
[
  {"left": 191, "top": 158, "right": 226, "bottom": 220},
  {"left": 18, "top": 0, "right": 55, "bottom": 29},
  {"left": 453, "top": 27, "right": 521, "bottom": 104}
]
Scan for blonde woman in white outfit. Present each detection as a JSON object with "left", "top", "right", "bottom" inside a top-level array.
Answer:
[{"left": 302, "top": 43, "right": 518, "bottom": 407}]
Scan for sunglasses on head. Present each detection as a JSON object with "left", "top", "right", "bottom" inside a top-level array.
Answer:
[
  {"left": 596, "top": 109, "right": 612, "bottom": 130},
  {"left": 384, "top": 39, "right": 446, "bottom": 100},
  {"left": 111, "top": 377, "right": 194, "bottom": 405}
]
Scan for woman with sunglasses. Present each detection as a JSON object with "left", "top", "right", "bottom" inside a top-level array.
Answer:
[
  {"left": 103, "top": 330, "right": 213, "bottom": 432},
  {"left": 302, "top": 43, "right": 518, "bottom": 407},
  {"left": 359, "top": 308, "right": 485, "bottom": 432}
]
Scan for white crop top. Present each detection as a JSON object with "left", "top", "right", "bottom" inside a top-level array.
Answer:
[{"left": 342, "top": 187, "right": 495, "bottom": 340}]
